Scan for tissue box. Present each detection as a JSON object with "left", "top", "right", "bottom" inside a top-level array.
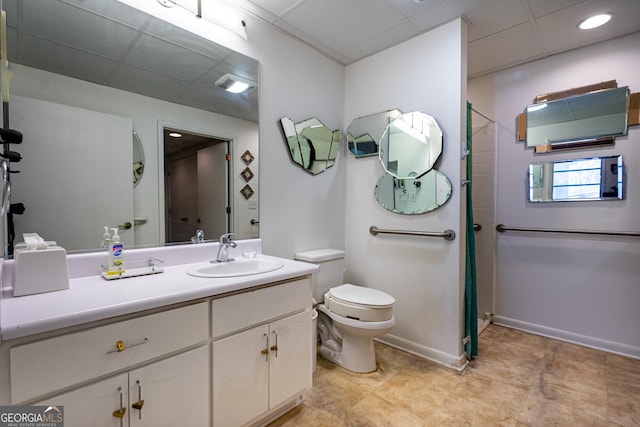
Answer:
[{"left": 13, "top": 246, "right": 70, "bottom": 297}]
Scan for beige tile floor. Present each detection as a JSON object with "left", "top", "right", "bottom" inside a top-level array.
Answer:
[{"left": 269, "top": 325, "right": 640, "bottom": 426}]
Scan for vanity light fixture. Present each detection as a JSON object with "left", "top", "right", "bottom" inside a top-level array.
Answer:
[
  {"left": 214, "top": 74, "right": 256, "bottom": 94},
  {"left": 196, "top": 0, "right": 247, "bottom": 40},
  {"left": 577, "top": 13, "right": 613, "bottom": 30},
  {"left": 168, "top": 132, "right": 182, "bottom": 138}
]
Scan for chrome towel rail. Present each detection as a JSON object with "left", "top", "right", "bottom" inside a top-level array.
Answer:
[
  {"left": 369, "top": 226, "right": 456, "bottom": 241},
  {"left": 496, "top": 224, "right": 640, "bottom": 238}
]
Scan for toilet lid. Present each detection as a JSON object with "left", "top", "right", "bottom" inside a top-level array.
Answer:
[{"left": 328, "top": 284, "right": 395, "bottom": 308}]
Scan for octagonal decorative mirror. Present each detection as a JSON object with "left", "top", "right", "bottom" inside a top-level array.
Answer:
[{"left": 379, "top": 111, "right": 443, "bottom": 179}]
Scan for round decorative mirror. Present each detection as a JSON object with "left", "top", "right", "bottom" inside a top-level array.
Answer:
[
  {"left": 133, "top": 131, "right": 144, "bottom": 187},
  {"left": 374, "top": 169, "right": 452, "bottom": 215},
  {"left": 378, "top": 111, "right": 443, "bottom": 179}
]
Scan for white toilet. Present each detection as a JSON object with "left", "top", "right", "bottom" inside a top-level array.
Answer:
[{"left": 294, "top": 249, "right": 395, "bottom": 373}]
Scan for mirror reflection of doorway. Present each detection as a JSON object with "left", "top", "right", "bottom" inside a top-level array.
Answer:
[{"left": 164, "top": 128, "right": 231, "bottom": 244}]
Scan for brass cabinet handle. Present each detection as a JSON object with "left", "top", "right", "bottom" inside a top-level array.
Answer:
[
  {"left": 106, "top": 337, "right": 149, "bottom": 354},
  {"left": 131, "top": 380, "right": 144, "bottom": 419},
  {"left": 119, "top": 221, "right": 133, "bottom": 230},
  {"left": 270, "top": 331, "right": 279, "bottom": 357},
  {"left": 112, "top": 386, "right": 126, "bottom": 426},
  {"left": 260, "top": 333, "right": 269, "bottom": 361}
]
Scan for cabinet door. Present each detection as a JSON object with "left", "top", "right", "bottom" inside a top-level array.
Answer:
[
  {"left": 213, "top": 325, "right": 269, "bottom": 427},
  {"left": 34, "top": 373, "right": 129, "bottom": 427},
  {"left": 129, "top": 346, "right": 209, "bottom": 427},
  {"left": 269, "top": 310, "right": 313, "bottom": 407}
]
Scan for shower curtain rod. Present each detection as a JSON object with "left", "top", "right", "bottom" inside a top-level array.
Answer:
[
  {"left": 496, "top": 224, "right": 640, "bottom": 238},
  {"left": 369, "top": 225, "right": 456, "bottom": 241},
  {"left": 471, "top": 107, "right": 495, "bottom": 123}
]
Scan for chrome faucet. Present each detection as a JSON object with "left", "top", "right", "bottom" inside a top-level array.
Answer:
[
  {"left": 215, "top": 233, "right": 237, "bottom": 262},
  {"left": 191, "top": 229, "right": 205, "bottom": 244}
]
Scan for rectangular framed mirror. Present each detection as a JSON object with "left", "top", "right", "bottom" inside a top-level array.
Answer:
[
  {"left": 526, "top": 87, "right": 629, "bottom": 148},
  {"left": 528, "top": 155, "right": 623, "bottom": 202}
]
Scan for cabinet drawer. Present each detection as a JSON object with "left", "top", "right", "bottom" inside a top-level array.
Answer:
[
  {"left": 10, "top": 302, "right": 208, "bottom": 404},
  {"left": 211, "top": 277, "right": 311, "bottom": 339}
]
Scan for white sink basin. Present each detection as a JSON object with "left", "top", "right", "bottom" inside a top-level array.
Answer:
[{"left": 186, "top": 257, "right": 284, "bottom": 278}]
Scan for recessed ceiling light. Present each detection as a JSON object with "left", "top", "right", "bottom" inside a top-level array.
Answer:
[
  {"left": 577, "top": 13, "right": 613, "bottom": 30},
  {"left": 169, "top": 132, "right": 182, "bottom": 138},
  {"left": 214, "top": 74, "right": 257, "bottom": 94}
]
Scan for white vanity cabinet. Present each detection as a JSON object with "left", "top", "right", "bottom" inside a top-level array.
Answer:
[
  {"left": 33, "top": 346, "right": 209, "bottom": 427},
  {"left": 211, "top": 278, "right": 313, "bottom": 427}
]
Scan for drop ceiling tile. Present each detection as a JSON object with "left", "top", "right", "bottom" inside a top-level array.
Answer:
[
  {"left": 123, "top": 34, "right": 217, "bottom": 82},
  {"left": 62, "top": 0, "right": 151, "bottom": 28},
  {"left": 17, "top": 34, "right": 117, "bottom": 85},
  {"left": 243, "top": 0, "right": 305, "bottom": 17},
  {"left": 526, "top": 0, "right": 587, "bottom": 18},
  {"left": 338, "top": 22, "right": 421, "bottom": 63},
  {"left": 463, "top": 0, "right": 529, "bottom": 41},
  {"left": 105, "top": 63, "right": 188, "bottom": 102},
  {"left": 383, "top": 0, "right": 450, "bottom": 19},
  {"left": 535, "top": 0, "right": 640, "bottom": 55},
  {"left": 467, "top": 22, "right": 543, "bottom": 77},
  {"left": 144, "top": 15, "right": 233, "bottom": 61},
  {"left": 225, "top": 0, "right": 280, "bottom": 23},
  {"left": 279, "top": 0, "right": 404, "bottom": 51},
  {"left": 20, "top": 0, "right": 139, "bottom": 60}
]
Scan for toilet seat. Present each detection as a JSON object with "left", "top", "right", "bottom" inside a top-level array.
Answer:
[{"left": 325, "top": 284, "right": 394, "bottom": 322}]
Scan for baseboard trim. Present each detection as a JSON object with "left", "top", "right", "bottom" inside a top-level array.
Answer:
[
  {"left": 376, "top": 334, "right": 468, "bottom": 372},
  {"left": 492, "top": 315, "right": 640, "bottom": 360}
]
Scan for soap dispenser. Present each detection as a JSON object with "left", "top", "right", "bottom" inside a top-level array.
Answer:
[
  {"left": 107, "top": 228, "right": 125, "bottom": 275},
  {"left": 100, "top": 226, "right": 111, "bottom": 250}
]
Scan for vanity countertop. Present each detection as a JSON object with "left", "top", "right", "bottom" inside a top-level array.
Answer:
[{"left": 0, "top": 255, "right": 318, "bottom": 341}]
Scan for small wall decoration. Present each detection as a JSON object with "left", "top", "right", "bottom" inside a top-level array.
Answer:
[
  {"left": 241, "top": 167, "right": 254, "bottom": 182},
  {"left": 241, "top": 150, "right": 255, "bottom": 165},
  {"left": 240, "top": 184, "right": 254, "bottom": 199}
]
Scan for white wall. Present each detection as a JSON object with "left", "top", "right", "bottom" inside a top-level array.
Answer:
[
  {"left": 469, "top": 31, "right": 640, "bottom": 358},
  {"left": 216, "top": 16, "right": 347, "bottom": 258},
  {"left": 344, "top": 19, "right": 468, "bottom": 368}
]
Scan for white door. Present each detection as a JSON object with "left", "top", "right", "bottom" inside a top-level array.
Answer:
[
  {"left": 34, "top": 373, "right": 129, "bottom": 427},
  {"left": 198, "top": 142, "right": 229, "bottom": 239},
  {"left": 212, "top": 325, "right": 269, "bottom": 427},
  {"left": 166, "top": 154, "right": 198, "bottom": 243},
  {"left": 129, "top": 346, "right": 209, "bottom": 427},
  {"left": 11, "top": 95, "right": 134, "bottom": 251},
  {"left": 269, "top": 310, "right": 313, "bottom": 407}
]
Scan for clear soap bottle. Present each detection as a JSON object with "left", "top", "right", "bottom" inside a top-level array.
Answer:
[{"left": 100, "top": 226, "right": 111, "bottom": 250}]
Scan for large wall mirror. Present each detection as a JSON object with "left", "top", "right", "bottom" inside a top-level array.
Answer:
[
  {"left": 528, "top": 155, "right": 623, "bottom": 202},
  {"left": 526, "top": 87, "right": 629, "bottom": 147},
  {"left": 3, "top": 0, "right": 259, "bottom": 256}
]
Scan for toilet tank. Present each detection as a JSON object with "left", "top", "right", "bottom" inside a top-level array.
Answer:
[{"left": 294, "top": 249, "right": 344, "bottom": 303}]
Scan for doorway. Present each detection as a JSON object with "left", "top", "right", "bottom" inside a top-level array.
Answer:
[{"left": 164, "top": 128, "right": 231, "bottom": 243}]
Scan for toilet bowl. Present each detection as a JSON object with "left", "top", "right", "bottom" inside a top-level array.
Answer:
[{"left": 294, "top": 249, "right": 395, "bottom": 373}]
